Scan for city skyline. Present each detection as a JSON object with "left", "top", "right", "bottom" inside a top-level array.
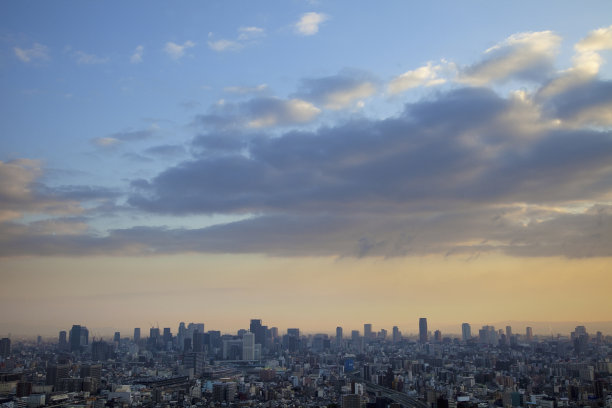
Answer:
[{"left": 2, "top": 2, "right": 612, "bottom": 335}]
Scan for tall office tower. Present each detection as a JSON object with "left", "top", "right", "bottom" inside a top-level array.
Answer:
[
  {"left": 462, "top": 323, "right": 471, "bottom": 341},
  {"left": 177, "top": 322, "right": 186, "bottom": 350},
  {"left": 269, "top": 327, "right": 279, "bottom": 339},
  {"left": 336, "top": 326, "right": 343, "bottom": 348},
  {"left": 364, "top": 324, "right": 372, "bottom": 342},
  {"left": 392, "top": 326, "right": 401, "bottom": 343},
  {"left": 133, "top": 328, "right": 140, "bottom": 343},
  {"left": 191, "top": 323, "right": 205, "bottom": 334},
  {"left": 0, "top": 338, "right": 10, "bottom": 358},
  {"left": 250, "top": 319, "right": 264, "bottom": 344},
  {"left": 434, "top": 330, "right": 442, "bottom": 342},
  {"left": 506, "top": 325, "right": 512, "bottom": 338},
  {"left": 526, "top": 327, "right": 533, "bottom": 342},
  {"left": 58, "top": 331, "right": 67, "bottom": 350},
  {"left": 113, "top": 332, "right": 120, "bottom": 343},
  {"left": 163, "top": 327, "right": 172, "bottom": 347},
  {"left": 287, "top": 328, "right": 300, "bottom": 338},
  {"left": 242, "top": 331, "right": 255, "bottom": 360},
  {"left": 193, "top": 331, "right": 204, "bottom": 352},
  {"left": 69, "top": 325, "right": 88, "bottom": 352},
  {"left": 419, "top": 318, "right": 428, "bottom": 343}
]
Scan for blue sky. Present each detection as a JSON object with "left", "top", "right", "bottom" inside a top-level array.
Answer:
[{"left": 1, "top": 1, "right": 612, "bottom": 334}]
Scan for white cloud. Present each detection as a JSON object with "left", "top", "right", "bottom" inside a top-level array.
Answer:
[
  {"left": 388, "top": 62, "right": 449, "bottom": 94},
  {"left": 237, "top": 26, "right": 265, "bottom": 41},
  {"left": 460, "top": 31, "right": 561, "bottom": 85},
  {"left": 14, "top": 43, "right": 49, "bottom": 63},
  {"left": 74, "top": 50, "right": 109, "bottom": 65},
  {"left": 575, "top": 24, "right": 612, "bottom": 52},
  {"left": 164, "top": 40, "right": 195, "bottom": 59},
  {"left": 207, "top": 39, "right": 242, "bottom": 52},
  {"left": 130, "top": 45, "right": 144, "bottom": 63},
  {"left": 295, "top": 12, "right": 328, "bottom": 36}
]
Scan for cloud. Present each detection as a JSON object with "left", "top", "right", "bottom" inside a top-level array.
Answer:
[
  {"left": 123, "top": 84, "right": 612, "bottom": 259},
  {"left": 207, "top": 26, "right": 265, "bottom": 52},
  {"left": 224, "top": 84, "right": 268, "bottom": 94},
  {"left": 130, "top": 45, "right": 144, "bottom": 63},
  {"left": 144, "top": 144, "right": 187, "bottom": 158},
  {"left": 297, "top": 71, "right": 376, "bottom": 110},
  {"left": 164, "top": 40, "right": 195, "bottom": 59},
  {"left": 388, "top": 61, "right": 450, "bottom": 94},
  {"left": 73, "top": 50, "right": 109, "bottom": 65},
  {"left": 92, "top": 128, "right": 156, "bottom": 149},
  {"left": 295, "top": 12, "right": 328, "bottom": 36},
  {"left": 460, "top": 31, "right": 561, "bottom": 85},
  {"left": 237, "top": 26, "right": 265, "bottom": 41},
  {"left": 207, "top": 39, "right": 242, "bottom": 52},
  {"left": 196, "top": 96, "right": 321, "bottom": 129},
  {"left": 575, "top": 24, "right": 612, "bottom": 53},
  {"left": 14, "top": 43, "right": 49, "bottom": 63},
  {"left": 0, "top": 159, "right": 83, "bottom": 222}
]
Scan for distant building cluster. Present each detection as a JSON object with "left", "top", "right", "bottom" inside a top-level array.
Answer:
[{"left": 0, "top": 319, "right": 611, "bottom": 408}]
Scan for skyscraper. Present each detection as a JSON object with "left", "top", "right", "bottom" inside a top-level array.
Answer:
[
  {"left": 364, "top": 323, "right": 372, "bottom": 342},
  {"left": 113, "top": 332, "right": 120, "bottom": 342},
  {"left": 0, "top": 338, "right": 10, "bottom": 358},
  {"left": 242, "top": 331, "right": 255, "bottom": 360},
  {"left": 392, "top": 326, "right": 401, "bottom": 343},
  {"left": 526, "top": 326, "right": 533, "bottom": 342},
  {"left": 69, "top": 325, "right": 88, "bottom": 352},
  {"left": 462, "top": 323, "right": 471, "bottom": 341},
  {"left": 336, "top": 326, "right": 343, "bottom": 348},
  {"left": 419, "top": 318, "right": 428, "bottom": 343},
  {"left": 58, "top": 331, "right": 67, "bottom": 350}
]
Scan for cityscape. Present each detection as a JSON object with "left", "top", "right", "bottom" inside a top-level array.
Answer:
[
  {"left": 0, "top": 319, "right": 610, "bottom": 408},
  {"left": 2, "top": 1, "right": 612, "bottom": 407}
]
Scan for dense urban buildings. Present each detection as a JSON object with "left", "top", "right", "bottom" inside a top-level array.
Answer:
[{"left": 0, "top": 319, "right": 611, "bottom": 408}]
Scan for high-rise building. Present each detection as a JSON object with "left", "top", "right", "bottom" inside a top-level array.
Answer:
[
  {"left": 250, "top": 319, "right": 265, "bottom": 345},
  {"left": 434, "top": 330, "right": 442, "bottom": 342},
  {"left": 133, "top": 328, "right": 140, "bottom": 343},
  {"left": 462, "top": 323, "right": 471, "bottom": 341},
  {"left": 0, "top": 338, "right": 10, "bottom": 358},
  {"left": 364, "top": 324, "right": 372, "bottom": 342},
  {"left": 506, "top": 325, "right": 512, "bottom": 338},
  {"left": 242, "top": 331, "right": 255, "bottom": 360},
  {"left": 526, "top": 327, "right": 533, "bottom": 342},
  {"left": 113, "top": 332, "right": 120, "bottom": 343},
  {"left": 58, "top": 331, "right": 67, "bottom": 350},
  {"left": 193, "top": 331, "right": 204, "bottom": 352},
  {"left": 419, "top": 318, "right": 428, "bottom": 343},
  {"left": 69, "top": 325, "right": 88, "bottom": 352},
  {"left": 336, "top": 326, "right": 343, "bottom": 348},
  {"left": 46, "top": 364, "right": 69, "bottom": 389},
  {"left": 392, "top": 326, "right": 401, "bottom": 343}
]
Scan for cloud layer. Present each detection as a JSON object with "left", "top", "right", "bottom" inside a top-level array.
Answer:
[{"left": 3, "top": 26, "right": 612, "bottom": 259}]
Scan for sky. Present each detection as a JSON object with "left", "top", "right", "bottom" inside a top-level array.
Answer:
[{"left": 1, "top": 1, "right": 612, "bottom": 338}]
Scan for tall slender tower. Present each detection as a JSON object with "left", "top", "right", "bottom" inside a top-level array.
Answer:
[{"left": 419, "top": 318, "right": 428, "bottom": 343}]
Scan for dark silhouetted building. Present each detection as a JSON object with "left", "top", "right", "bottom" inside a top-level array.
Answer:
[
  {"left": 0, "top": 338, "right": 10, "bottom": 358},
  {"left": 419, "top": 318, "right": 428, "bottom": 343}
]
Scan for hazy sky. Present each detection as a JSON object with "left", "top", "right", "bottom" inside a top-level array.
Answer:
[{"left": 1, "top": 1, "right": 612, "bottom": 337}]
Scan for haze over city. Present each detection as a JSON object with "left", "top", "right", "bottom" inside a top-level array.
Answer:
[{"left": 1, "top": 1, "right": 612, "bottom": 338}]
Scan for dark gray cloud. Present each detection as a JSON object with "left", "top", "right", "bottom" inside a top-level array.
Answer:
[
  {"left": 295, "top": 70, "right": 377, "bottom": 109},
  {"left": 130, "top": 87, "right": 612, "bottom": 216},
  {"left": 540, "top": 79, "right": 612, "bottom": 126},
  {"left": 144, "top": 144, "right": 187, "bottom": 158}
]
